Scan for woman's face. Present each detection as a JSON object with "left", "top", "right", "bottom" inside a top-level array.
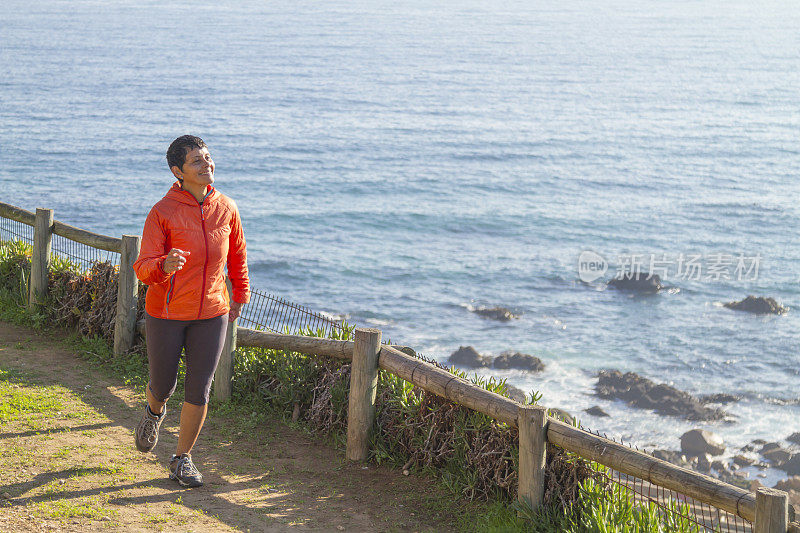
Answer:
[{"left": 173, "top": 147, "right": 215, "bottom": 189}]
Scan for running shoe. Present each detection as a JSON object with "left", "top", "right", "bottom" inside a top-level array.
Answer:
[
  {"left": 169, "top": 453, "right": 204, "bottom": 488},
  {"left": 134, "top": 404, "right": 166, "bottom": 453}
]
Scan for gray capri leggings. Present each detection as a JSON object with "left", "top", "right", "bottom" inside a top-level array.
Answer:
[{"left": 145, "top": 312, "right": 228, "bottom": 406}]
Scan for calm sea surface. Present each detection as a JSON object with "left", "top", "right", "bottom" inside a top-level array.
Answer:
[{"left": 2, "top": 0, "right": 799, "bottom": 476}]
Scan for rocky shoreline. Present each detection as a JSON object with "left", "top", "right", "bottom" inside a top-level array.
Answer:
[
  {"left": 444, "top": 344, "right": 798, "bottom": 510},
  {"left": 448, "top": 345, "right": 545, "bottom": 372},
  {"left": 595, "top": 370, "right": 729, "bottom": 421},
  {"left": 591, "top": 370, "right": 800, "bottom": 513},
  {"left": 650, "top": 429, "right": 800, "bottom": 513}
]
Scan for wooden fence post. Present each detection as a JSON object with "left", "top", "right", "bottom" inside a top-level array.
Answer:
[
  {"left": 29, "top": 208, "right": 54, "bottom": 309},
  {"left": 346, "top": 327, "right": 381, "bottom": 462},
  {"left": 213, "top": 277, "right": 237, "bottom": 402},
  {"left": 755, "top": 488, "right": 789, "bottom": 533},
  {"left": 518, "top": 405, "right": 548, "bottom": 513},
  {"left": 114, "top": 235, "right": 141, "bottom": 355}
]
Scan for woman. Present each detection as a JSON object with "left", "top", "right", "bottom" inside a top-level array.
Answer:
[{"left": 132, "top": 135, "right": 250, "bottom": 487}]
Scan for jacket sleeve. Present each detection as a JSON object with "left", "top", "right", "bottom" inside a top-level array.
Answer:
[
  {"left": 227, "top": 202, "right": 250, "bottom": 304},
  {"left": 132, "top": 206, "right": 172, "bottom": 286}
]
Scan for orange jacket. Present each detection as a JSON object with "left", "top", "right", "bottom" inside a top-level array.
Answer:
[{"left": 133, "top": 183, "right": 250, "bottom": 320}]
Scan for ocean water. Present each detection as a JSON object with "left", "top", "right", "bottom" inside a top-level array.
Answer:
[{"left": 2, "top": 0, "right": 799, "bottom": 476}]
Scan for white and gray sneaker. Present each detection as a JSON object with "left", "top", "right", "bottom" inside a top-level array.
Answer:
[
  {"left": 169, "top": 453, "right": 204, "bottom": 488},
  {"left": 134, "top": 405, "right": 166, "bottom": 453}
]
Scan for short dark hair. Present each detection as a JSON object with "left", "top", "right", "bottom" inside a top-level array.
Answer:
[{"left": 166, "top": 135, "right": 207, "bottom": 171}]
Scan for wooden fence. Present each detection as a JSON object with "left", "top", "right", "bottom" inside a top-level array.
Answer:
[
  {"left": 1, "top": 200, "right": 796, "bottom": 533},
  {"left": 0, "top": 203, "right": 140, "bottom": 356}
]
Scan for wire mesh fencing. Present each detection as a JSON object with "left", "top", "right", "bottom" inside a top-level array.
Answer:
[
  {"left": 0, "top": 216, "right": 120, "bottom": 270},
  {"left": 575, "top": 424, "right": 753, "bottom": 532},
  {"left": 238, "top": 288, "right": 351, "bottom": 339},
  {"left": 0, "top": 216, "right": 34, "bottom": 245},
  {"left": 50, "top": 233, "right": 120, "bottom": 270},
  {"left": 607, "top": 467, "right": 752, "bottom": 532}
]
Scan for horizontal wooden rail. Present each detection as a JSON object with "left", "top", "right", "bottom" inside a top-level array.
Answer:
[
  {"left": 53, "top": 220, "right": 121, "bottom": 253},
  {"left": 378, "top": 344, "right": 519, "bottom": 426},
  {"left": 0, "top": 201, "right": 35, "bottom": 226},
  {"left": 237, "top": 327, "right": 354, "bottom": 360},
  {"left": 0, "top": 201, "right": 121, "bottom": 252},
  {"left": 135, "top": 322, "right": 761, "bottom": 523},
  {"left": 547, "top": 419, "right": 756, "bottom": 522}
]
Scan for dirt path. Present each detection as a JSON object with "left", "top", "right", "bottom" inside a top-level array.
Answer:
[{"left": 0, "top": 321, "right": 464, "bottom": 532}]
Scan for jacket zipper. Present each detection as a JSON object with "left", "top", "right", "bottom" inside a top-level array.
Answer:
[
  {"left": 169, "top": 186, "right": 212, "bottom": 320},
  {"left": 197, "top": 194, "right": 210, "bottom": 320},
  {"left": 165, "top": 274, "right": 176, "bottom": 319}
]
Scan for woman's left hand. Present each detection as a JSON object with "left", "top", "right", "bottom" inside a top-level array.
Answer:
[{"left": 229, "top": 302, "right": 243, "bottom": 322}]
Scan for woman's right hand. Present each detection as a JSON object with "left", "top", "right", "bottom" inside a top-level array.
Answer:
[{"left": 162, "top": 248, "right": 190, "bottom": 273}]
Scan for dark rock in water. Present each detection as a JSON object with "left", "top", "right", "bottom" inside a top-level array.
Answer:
[
  {"left": 585, "top": 405, "right": 610, "bottom": 418},
  {"left": 548, "top": 408, "right": 574, "bottom": 425},
  {"left": 763, "top": 448, "right": 792, "bottom": 466},
  {"left": 699, "top": 393, "right": 741, "bottom": 405},
  {"left": 607, "top": 273, "right": 663, "bottom": 293},
  {"left": 596, "top": 370, "right": 726, "bottom": 421},
  {"left": 788, "top": 432, "right": 800, "bottom": 445},
  {"left": 471, "top": 307, "right": 518, "bottom": 322},
  {"left": 633, "top": 384, "right": 677, "bottom": 410},
  {"left": 448, "top": 346, "right": 491, "bottom": 368},
  {"left": 782, "top": 454, "right": 800, "bottom": 476},
  {"left": 734, "top": 455, "right": 756, "bottom": 467},
  {"left": 681, "top": 429, "right": 725, "bottom": 457},
  {"left": 724, "top": 295, "right": 787, "bottom": 315},
  {"left": 493, "top": 351, "right": 544, "bottom": 372},
  {"left": 760, "top": 442, "right": 782, "bottom": 454},
  {"left": 503, "top": 384, "right": 527, "bottom": 404}
]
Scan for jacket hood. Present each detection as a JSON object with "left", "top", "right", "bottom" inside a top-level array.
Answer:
[{"left": 165, "top": 182, "right": 220, "bottom": 206}]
